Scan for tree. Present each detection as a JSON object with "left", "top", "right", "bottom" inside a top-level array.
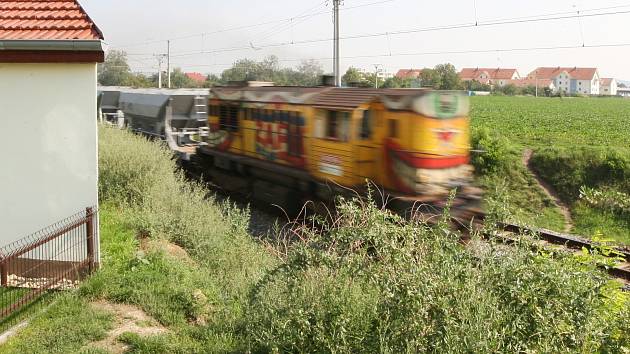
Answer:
[
  {"left": 342, "top": 67, "right": 364, "bottom": 86},
  {"left": 221, "top": 58, "right": 260, "bottom": 82},
  {"left": 419, "top": 69, "right": 440, "bottom": 88},
  {"left": 381, "top": 76, "right": 414, "bottom": 88},
  {"left": 203, "top": 74, "right": 221, "bottom": 88},
  {"left": 169, "top": 68, "right": 196, "bottom": 88},
  {"left": 294, "top": 59, "right": 324, "bottom": 86},
  {"left": 433, "top": 63, "right": 462, "bottom": 90},
  {"left": 98, "top": 50, "right": 133, "bottom": 86},
  {"left": 464, "top": 80, "right": 491, "bottom": 92}
]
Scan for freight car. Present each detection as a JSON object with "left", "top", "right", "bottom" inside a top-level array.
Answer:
[
  {"left": 98, "top": 87, "right": 209, "bottom": 159},
  {"left": 194, "top": 83, "right": 481, "bottom": 216}
]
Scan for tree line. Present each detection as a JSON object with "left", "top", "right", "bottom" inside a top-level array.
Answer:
[
  {"left": 98, "top": 51, "right": 324, "bottom": 89},
  {"left": 99, "top": 50, "right": 550, "bottom": 95}
]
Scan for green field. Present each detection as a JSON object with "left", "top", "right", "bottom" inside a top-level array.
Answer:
[
  {"left": 470, "top": 96, "right": 630, "bottom": 244},
  {"left": 471, "top": 96, "right": 630, "bottom": 150}
]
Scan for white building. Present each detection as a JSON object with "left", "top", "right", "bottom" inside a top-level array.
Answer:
[
  {"left": 600, "top": 78, "right": 618, "bottom": 96},
  {"left": 0, "top": 1, "right": 104, "bottom": 270},
  {"left": 528, "top": 67, "right": 600, "bottom": 95}
]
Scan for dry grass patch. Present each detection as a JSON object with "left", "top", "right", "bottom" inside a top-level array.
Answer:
[
  {"left": 139, "top": 237, "right": 194, "bottom": 265},
  {"left": 87, "top": 301, "right": 167, "bottom": 354}
]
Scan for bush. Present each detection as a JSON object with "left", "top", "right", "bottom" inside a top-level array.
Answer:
[
  {"left": 530, "top": 147, "right": 630, "bottom": 203},
  {"left": 471, "top": 128, "right": 516, "bottom": 175},
  {"left": 246, "top": 198, "right": 629, "bottom": 353}
]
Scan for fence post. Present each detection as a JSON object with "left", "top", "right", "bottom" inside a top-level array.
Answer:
[
  {"left": 86, "top": 207, "right": 95, "bottom": 273},
  {"left": 0, "top": 262, "right": 6, "bottom": 287}
]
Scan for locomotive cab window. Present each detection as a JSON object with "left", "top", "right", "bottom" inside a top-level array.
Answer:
[
  {"left": 359, "top": 110, "right": 373, "bottom": 140},
  {"left": 220, "top": 105, "right": 239, "bottom": 132},
  {"left": 388, "top": 119, "right": 398, "bottom": 138},
  {"left": 324, "top": 110, "right": 350, "bottom": 142}
]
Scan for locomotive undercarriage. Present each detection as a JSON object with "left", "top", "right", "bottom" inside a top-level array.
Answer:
[{"left": 189, "top": 146, "right": 484, "bottom": 223}]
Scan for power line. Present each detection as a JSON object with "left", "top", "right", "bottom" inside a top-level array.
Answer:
[
  {"left": 165, "top": 42, "right": 630, "bottom": 70},
  {"left": 111, "top": 0, "right": 396, "bottom": 50},
  {"left": 162, "top": 7, "right": 630, "bottom": 59}
]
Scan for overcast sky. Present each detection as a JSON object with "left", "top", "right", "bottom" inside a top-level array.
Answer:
[{"left": 82, "top": 0, "right": 630, "bottom": 79}]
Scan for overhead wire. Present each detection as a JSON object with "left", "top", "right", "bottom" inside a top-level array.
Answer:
[
  {"left": 162, "top": 7, "right": 630, "bottom": 59},
  {"left": 166, "top": 42, "right": 630, "bottom": 69}
]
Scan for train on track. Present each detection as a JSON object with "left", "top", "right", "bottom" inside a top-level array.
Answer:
[
  {"left": 98, "top": 82, "right": 481, "bottom": 216},
  {"left": 98, "top": 83, "right": 630, "bottom": 286}
]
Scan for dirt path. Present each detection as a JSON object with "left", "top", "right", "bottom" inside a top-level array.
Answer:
[
  {"left": 86, "top": 301, "right": 167, "bottom": 354},
  {"left": 522, "top": 149, "right": 574, "bottom": 233}
]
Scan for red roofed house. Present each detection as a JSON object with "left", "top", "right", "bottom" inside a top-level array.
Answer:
[
  {"left": 600, "top": 78, "right": 617, "bottom": 96},
  {"left": 186, "top": 72, "right": 206, "bottom": 86},
  {"left": 0, "top": 1, "right": 104, "bottom": 270},
  {"left": 527, "top": 67, "right": 600, "bottom": 95},
  {"left": 395, "top": 68, "right": 423, "bottom": 80},
  {"left": 459, "top": 68, "right": 520, "bottom": 87}
]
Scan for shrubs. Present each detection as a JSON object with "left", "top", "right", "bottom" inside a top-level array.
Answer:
[
  {"left": 471, "top": 128, "right": 516, "bottom": 175},
  {"left": 246, "top": 198, "right": 629, "bottom": 353},
  {"left": 530, "top": 147, "right": 630, "bottom": 203},
  {"left": 95, "top": 126, "right": 629, "bottom": 352}
]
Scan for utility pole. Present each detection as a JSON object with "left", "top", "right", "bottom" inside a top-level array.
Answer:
[
  {"left": 535, "top": 70, "right": 538, "bottom": 98},
  {"left": 167, "top": 40, "right": 171, "bottom": 89},
  {"left": 373, "top": 64, "right": 383, "bottom": 89},
  {"left": 333, "top": 0, "right": 341, "bottom": 87},
  {"left": 154, "top": 54, "right": 167, "bottom": 88}
]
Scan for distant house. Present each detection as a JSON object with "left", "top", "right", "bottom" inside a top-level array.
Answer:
[
  {"left": 0, "top": 1, "right": 104, "bottom": 265},
  {"left": 600, "top": 78, "right": 617, "bottom": 96},
  {"left": 528, "top": 67, "right": 600, "bottom": 95},
  {"left": 395, "top": 69, "right": 424, "bottom": 80},
  {"left": 459, "top": 68, "right": 520, "bottom": 87},
  {"left": 186, "top": 72, "right": 207, "bottom": 85},
  {"left": 509, "top": 78, "right": 556, "bottom": 92}
]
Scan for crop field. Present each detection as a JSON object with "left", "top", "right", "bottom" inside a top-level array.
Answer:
[
  {"left": 471, "top": 96, "right": 630, "bottom": 150},
  {"left": 470, "top": 96, "right": 630, "bottom": 244}
]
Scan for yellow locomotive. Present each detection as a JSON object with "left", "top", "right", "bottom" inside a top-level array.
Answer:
[{"left": 197, "top": 84, "right": 480, "bottom": 214}]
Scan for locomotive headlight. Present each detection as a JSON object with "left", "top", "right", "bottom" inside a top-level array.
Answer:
[{"left": 412, "top": 92, "right": 470, "bottom": 119}]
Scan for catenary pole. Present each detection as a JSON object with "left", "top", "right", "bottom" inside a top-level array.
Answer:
[
  {"left": 167, "top": 40, "right": 171, "bottom": 88},
  {"left": 333, "top": 0, "right": 341, "bottom": 86}
]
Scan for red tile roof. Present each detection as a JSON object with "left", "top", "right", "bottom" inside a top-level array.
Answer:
[
  {"left": 395, "top": 69, "right": 423, "bottom": 79},
  {"left": 459, "top": 68, "right": 518, "bottom": 81},
  {"left": 186, "top": 72, "right": 206, "bottom": 83},
  {"left": 528, "top": 67, "right": 598, "bottom": 81},
  {"left": 600, "top": 78, "right": 614, "bottom": 86},
  {"left": 0, "top": 0, "right": 103, "bottom": 40}
]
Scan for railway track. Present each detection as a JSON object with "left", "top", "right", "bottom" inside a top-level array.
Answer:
[
  {"left": 185, "top": 162, "right": 630, "bottom": 290},
  {"left": 490, "top": 222, "right": 630, "bottom": 289}
]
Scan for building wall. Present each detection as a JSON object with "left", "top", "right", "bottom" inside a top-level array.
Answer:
[
  {"left": 601, "top": 81, "right": 618, "bottom": 96},
  {"left": 0, "top": 63, "right": 99, "bottom": 260}
]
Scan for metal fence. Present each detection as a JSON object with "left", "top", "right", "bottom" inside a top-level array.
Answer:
[{"left": 0, "top": 207, "right": 98, "bottom": 331}]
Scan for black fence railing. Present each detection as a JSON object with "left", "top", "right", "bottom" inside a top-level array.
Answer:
[{"left": 0, "top": 207, "right": 98, "bottom": 332}]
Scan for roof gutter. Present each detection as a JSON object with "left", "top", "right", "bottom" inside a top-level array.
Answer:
[{"left": 0, "top": 40, "right": 103, "bottom": 52}]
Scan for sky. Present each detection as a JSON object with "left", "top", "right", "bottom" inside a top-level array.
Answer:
[{"left": 81, "top": 0, "right": 630, "bottom": 79}]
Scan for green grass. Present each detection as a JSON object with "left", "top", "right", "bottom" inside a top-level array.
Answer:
[{"left": 471, "top": 96, "right": 630, "bottom": 243}]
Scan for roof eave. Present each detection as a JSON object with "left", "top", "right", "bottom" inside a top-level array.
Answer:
[{"left": 0, "top": 39, "right": 103, "bottom": 52}]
